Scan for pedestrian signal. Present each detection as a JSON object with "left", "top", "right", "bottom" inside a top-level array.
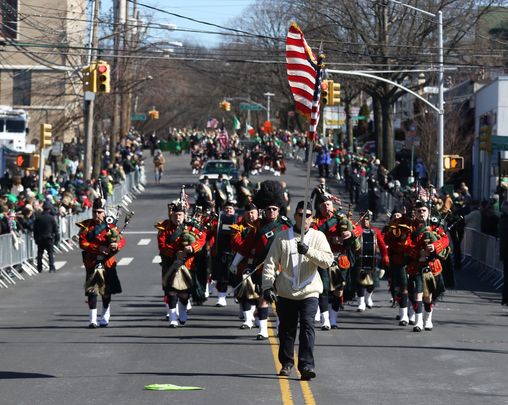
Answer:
[
  {"left": 82, "top": 63, "right": 97, "bottom": 93},
  {"left": 443, "top": 155, "right": 464, "bottom": 171},
  {"left": 148, "top": 109, "right": 159, "bottom": 120}
]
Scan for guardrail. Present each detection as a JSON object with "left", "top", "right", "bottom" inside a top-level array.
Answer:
[
  {"left": 0, "top": 170, "right": 145, "bottom": 289},
  {"left": 461, "top": 227, "right": 504, "bottom": 291}
]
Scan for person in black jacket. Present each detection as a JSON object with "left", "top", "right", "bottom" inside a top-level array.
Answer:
[{"left": 33, "top": 201, "right": 60, "bottom": 273}]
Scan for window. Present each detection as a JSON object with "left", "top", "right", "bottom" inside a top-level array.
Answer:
[
  {"left": 0, "top": 0, "right": 18, "bottom": 40},
  {"left": 13, "top": 70, "right": 31, "bottom": 106}
]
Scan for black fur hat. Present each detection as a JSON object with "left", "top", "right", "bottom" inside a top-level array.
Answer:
[
  {"left": 93, "top": 197, "right": 106, "bottom": 211},
  {"left": 253, "top": 180, "right": 286, "bottom": 209}
]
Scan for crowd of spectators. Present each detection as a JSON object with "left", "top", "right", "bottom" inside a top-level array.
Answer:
[{"left": 0, "top": 133, "right": 145, "bottom": 240}]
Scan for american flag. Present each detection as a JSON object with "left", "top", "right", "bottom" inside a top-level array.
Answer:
[
  {"left": 206, "top": 117, "right": 219, "bottom": 129},
  {"left": 286, "top": 22, "right": 323, "bottom": 142}
]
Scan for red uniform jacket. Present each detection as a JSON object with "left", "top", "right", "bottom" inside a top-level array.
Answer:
[
  {"left": 78, "top": 219, "right": 126, "bottom": 270},
  {"left": 406, "top": 223, "right": 449, "bottom": 276}
]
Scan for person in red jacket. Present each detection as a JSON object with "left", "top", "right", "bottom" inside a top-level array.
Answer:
[
  {"left": 77, "top": 197, "right": 126, "bottom": 328},
  {"left": 156, "top": 200, "right": 206, "bottom": 327},
  {"left": 406, "top": 201, "right": 449, "bottom": 332}
]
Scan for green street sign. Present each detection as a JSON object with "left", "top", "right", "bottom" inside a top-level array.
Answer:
[
  {"left": 352, "top": 115, "right": 366, "bottom": 121},
  {"left": 131, "top": 113, "right": 147, "bottom": 121},
  {"left": 240, "top": 104, "right": 263, "bottom": 111}
]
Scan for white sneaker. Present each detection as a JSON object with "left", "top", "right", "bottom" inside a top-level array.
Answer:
[
  {"left": 169, "top": 308, "right": 178, "bottom": 328},
  {"left": 424, "top": 310, "right": 433, "bottom": 331},
  {"left": 413, "top": 313, "right": 423, "bottom": 332},
  {"left": 366, "top": 292, "right": 374, "bottom": 309},
  {"left": 399, "top": 307, "right": 409, "bottom": 326},
  {"left": 216, "top": 293, "right": 227, "bottom": 307},
  {"left": 321, "top": 311, "right": 331, "bottom": 331},
  {"left": 314, "top": 307, "right": 321, "bottom": 322},
  {"left": 88, "top": 309, "right": 98, "bottom": 328},
  {"left": 99, "top": 306, "right": 110, "bottom": 327},
  {"left": 357, "top": 296, "right": 366, "bottom": 312}
]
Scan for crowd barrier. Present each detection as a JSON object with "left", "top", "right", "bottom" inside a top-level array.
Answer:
[
  {"left": 0, "top": 169, "right": 145, "bottom": 289},
  {"left": 461, "top": 227, "right": 504, "bottom": 291}
]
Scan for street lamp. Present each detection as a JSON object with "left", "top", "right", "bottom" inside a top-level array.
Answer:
[
  {"left": 383, "top": 0, "right": 445, "bottom": 188},
  {"left": 264, "top": 92, "right": 275, "bottom": 122}
]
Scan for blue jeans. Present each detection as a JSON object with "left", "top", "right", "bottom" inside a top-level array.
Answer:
[{"left": 276, "top": 296, "right": 318, "bottom": 371}]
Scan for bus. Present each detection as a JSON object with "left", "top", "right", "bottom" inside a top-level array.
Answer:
[{"left": 0, "top": 107, "right": 28, "bottom": 152}]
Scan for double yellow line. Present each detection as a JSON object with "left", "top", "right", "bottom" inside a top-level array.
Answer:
[{"left": 267, "top": 314, "right": 316, "bottom": 405}]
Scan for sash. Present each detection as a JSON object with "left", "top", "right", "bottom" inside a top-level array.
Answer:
[
  {"left": 166, "top": 224, "right": 184, "bottom": 244},
  {"left": 86, "top": 223, "right": 107, "bottom": 242},
  {"left": 318, "top": 216, "right": 338, "bottom": 234},
  {"left": 284, "top": 228, "right": 316, "bottom": 291}
]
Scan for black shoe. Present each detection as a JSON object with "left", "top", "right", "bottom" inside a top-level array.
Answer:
[
  {"left": 49, "top": 269, "right": 56, "bottom": 273},
  {"left": 279, "top": 365, "right": 292, "bottom": 377},
  {"left": 331, "top": 324, "right": 339, "bottom": 330},
  {"left": 88, "top": 323, "right": 97, "bottom": 329},
  {"left": 413, "top": 325, "right": 422, "bottom": 332},
  {"left": 399, "top": 320, "right": 408, "bottom": 326},
  {"left": 300, "top": 368, "right": 316, "bottom": 381},
  {"left": 256, "top": 334, "right": 267, "bottom": 341},
  {"left": 321, "top": 325, "right": 331, "bottom": 331}
]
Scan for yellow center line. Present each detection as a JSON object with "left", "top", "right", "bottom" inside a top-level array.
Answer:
[
  {"left": 268, "top": 305, "right": 317, "bottom": 405},
  {"left": 267, "top": 315, "right": 294, "bottom": 405}
]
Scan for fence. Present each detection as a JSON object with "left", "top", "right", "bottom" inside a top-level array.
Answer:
[
  {"left": 0, "top": 170, "right": 145, "bottom": 289},
  {"left": 461, "top": 227, "right": 504, "bottom": 291}
]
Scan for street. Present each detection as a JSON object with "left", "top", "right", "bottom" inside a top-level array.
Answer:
[{"left": 1, "top": 152, "right": 507, "bottom": 405}]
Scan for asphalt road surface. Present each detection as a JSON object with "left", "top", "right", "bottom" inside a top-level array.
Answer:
[{"left": 1, "top": 151, "right": 507, "bottom": 405}]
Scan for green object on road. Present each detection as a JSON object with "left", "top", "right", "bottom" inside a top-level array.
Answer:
[{"left": 144, "top": 384, "right": 204, "bottom": 391}]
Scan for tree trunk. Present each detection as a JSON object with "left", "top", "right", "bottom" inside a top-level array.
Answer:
[
  {"left": 373, "top": 97, "right": 383, "bottom": 160},
  {"left": 381, "top": 97, "right": 395, "bottom": 170}
]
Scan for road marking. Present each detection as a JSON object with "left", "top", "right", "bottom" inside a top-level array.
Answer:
[
  {"left": 54, "top": 261, "right": 66, "bottom": 270},
  {"left": 137, "top": 238, "right": 151, "bottom": 246},
  {"left": 123, "top": 231, "right": 157, "bottom": 234},
  {"left": 267, "top": 314, "right": 294, "bottom": 405},
  {"left": 117, "top": 257, "right": 133, "bottom": 266},
  {"left": 152, "top": 255, "right": 161, "bottom": 264}
]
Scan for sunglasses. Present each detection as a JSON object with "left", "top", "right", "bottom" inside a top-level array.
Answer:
[
  {"left": 93, "top": 210, "right": 105, "bottom": 213},
  {"left": 265, "top": 207, "right": 279, "bottom": 211},
  {"left": 296, "top": 212, "right": 313, "bottom": 218}
]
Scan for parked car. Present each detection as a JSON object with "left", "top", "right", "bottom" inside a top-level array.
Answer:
[{"left": 198, "top": 159, "right": 240, "bottom": 183}]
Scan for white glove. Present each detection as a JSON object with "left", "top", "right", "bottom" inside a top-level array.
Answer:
[{"left": 229, "top": 253, "right": 244, "bottom": 274}]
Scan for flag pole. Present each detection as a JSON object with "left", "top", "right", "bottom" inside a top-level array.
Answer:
[{"left": 297, "top": 53, "right": 325, "bottom": 272}]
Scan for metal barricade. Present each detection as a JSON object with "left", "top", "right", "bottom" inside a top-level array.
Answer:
[
  {"left": 461, "top": 227, "right": 504, "bottom": 290},
  {"left": 0, "top": 170, "right": 143, "bottom": 288}
]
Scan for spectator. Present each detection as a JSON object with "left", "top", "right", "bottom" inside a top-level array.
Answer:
[
  {"left": 33, "top": 201, "right": 59, "bottom": 273},
  {"left": 464, "top": 200, "right": 481, "bottom": 232},
  {"left": 498, "top": 200, "right": 508, "bottom": 306}
]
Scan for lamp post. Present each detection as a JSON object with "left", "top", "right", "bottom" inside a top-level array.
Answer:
[
  {"left": 383, "top": 0, "right": 445, "bottom": 188},
  {"left": 264, "top": 92, "right": 274, "bottom": 122}
]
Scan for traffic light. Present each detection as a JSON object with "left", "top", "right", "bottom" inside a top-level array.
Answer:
[
  {"left": 320, "top": 80, "right": 330, "bottom": 105},
  {"left": 219, "top": 100, "right": 231, "bottom": 111},
  {"left": 82, "top": 63, "right": 97, "bottom": 93},
  {"left": 148, "top": 109, "right": 159, "bottom": 120},
  {"left": 329, "top": 81, "right": 341, "bottom": 105},
  {"left": 479, "top": 125, "right": 492, "bottom": 153},
  {"left": 40, "top": 123, "right": 52, "bottom": 149},
  {"left": 96, "top": 60, "right": 110, "bottom": 93},
  {"left": 443, "top": 155, "right": 464, "bottom": 171}
]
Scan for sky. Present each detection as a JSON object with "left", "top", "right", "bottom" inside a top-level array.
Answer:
[{"left": 121, "top": 0, "right": 256, "bottom": 47}]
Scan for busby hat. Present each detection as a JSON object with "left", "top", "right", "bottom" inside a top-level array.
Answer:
[
  {"left": 253, "top": 180, "right": 286, "bottom": 209},
  {"left": 223, "top": 200, "right": 236, "bottom": 208},
  {"left": 295, "top": 200, "right": 312, "bottom": 212},
  {"left": 170, "top": 199, "right": 186, "bottom": 213},
  {"left": 92, "top": 198, "right": 106, "bottom": 211}
]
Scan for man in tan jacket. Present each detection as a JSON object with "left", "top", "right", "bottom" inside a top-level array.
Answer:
[{"left": 262, "top": 201, "right": 333, "bottom": 380}]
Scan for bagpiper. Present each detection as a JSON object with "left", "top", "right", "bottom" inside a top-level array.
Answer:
[
  {"left": 354, "top": 211, "right": 389, "bottom": 312},
  {"left": 229, "top": 180, "right": 292, "bottom": 339},
  {"left": 406, "top": 201, "right": 449, "bottom": 332},
  {"left": 77, "top": 197, "right": 126, "bottom": 328},
  {"left": 155, "top": 196, "right": 206, "bottom": 327},
  {"left": 209, "top": 200, "right": 238, "bottom": 307}
]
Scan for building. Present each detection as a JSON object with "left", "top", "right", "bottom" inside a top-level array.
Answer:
[{"left": 0, "top": 0, "right": 87, "bottom": 146}]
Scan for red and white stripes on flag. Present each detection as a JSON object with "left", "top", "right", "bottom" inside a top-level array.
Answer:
[{"left": 286, "top": 22, "right": 323, "bottom": 141}]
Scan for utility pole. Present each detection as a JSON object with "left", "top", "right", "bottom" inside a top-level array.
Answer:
[
  {"left": 84, "top": 0, "right": 99, "bottom": 181},
  {"left": 264, "top": 92, "right": 274, "bottom": 122},
  {"left": 111, "top": 0, "right": 126, "bottom": 152},
  {"left": 121, "top": 0, "right": 138, "bottom": 138}
]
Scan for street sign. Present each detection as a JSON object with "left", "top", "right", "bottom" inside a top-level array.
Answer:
[
  {"left": 424, "top": 86, "right": 439, "bottom": 94},
  {"left": 351, "top": 115, "right": 366, "bottom": 121},
  {"left": 131, "top": 113, "right": 147, "bottom": 121},
  {"left": 240, "top": 103, "right": 263, "bottom": 111},
  {"left": 492, "top": 135, "right": 508, "bottom": 151}
]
